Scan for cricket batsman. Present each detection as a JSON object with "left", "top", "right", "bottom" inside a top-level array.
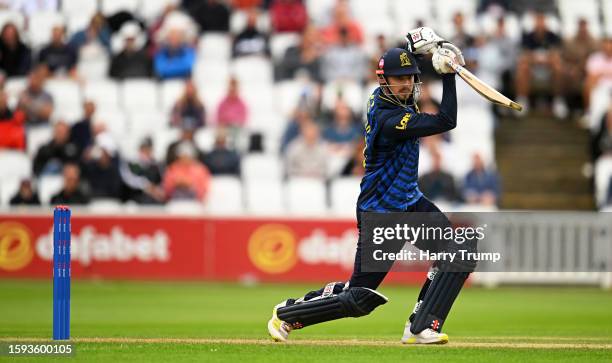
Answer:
[{"left": 268, "top": 28, "right": 475, "bottom": 345}]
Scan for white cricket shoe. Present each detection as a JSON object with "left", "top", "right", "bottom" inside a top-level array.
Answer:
[
  {"left": 267, "top": 301, "right": 292, "bottom": 342},
  {"left": 401, "top": 323, "right": 449, "bottom": 345}
]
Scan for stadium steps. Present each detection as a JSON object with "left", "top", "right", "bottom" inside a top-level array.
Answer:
[{"left": 495, "top": 113, "right": 595, "bottom": 210}]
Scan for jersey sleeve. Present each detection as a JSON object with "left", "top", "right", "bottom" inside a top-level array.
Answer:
[{"left": 379, "top": 74, "right": 457, "bottom": 141}]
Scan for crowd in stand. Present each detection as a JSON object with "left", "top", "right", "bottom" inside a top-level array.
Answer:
[{"left": 1, "top": 0, "right": 612, "bottom": 210}]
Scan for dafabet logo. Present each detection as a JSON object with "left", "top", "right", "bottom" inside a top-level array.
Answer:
[
  {"left": 0, "top": 222, "right": 34, "bottom": 271},
  {"left": 248, "top": 224, "right": 297, "bottom": 274}
]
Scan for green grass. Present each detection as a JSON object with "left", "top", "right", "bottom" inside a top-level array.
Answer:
[{"left": 1, "top": 280, "right": 611, "bottom": 362}]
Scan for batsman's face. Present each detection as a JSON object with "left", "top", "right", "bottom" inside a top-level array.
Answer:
[{"left": 386, "top": 75, "right": 414, "bottom": 101}]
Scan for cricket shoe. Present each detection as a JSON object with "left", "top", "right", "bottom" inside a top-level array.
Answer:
[
  {"left": 268, "top": 301, "right": 292, "bottom": 342},
  {"left": 401, "top": 323, "right": 448, "bottom": 345}
]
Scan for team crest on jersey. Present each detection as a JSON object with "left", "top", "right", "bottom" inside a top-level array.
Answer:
[{"left": 400, "top": 52, "right": 411, "bottom": 66}]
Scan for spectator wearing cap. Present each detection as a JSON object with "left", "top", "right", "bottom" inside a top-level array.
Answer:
[
  {"left": 170, "top": 79, "right": 206, "bottom": 129},
  {"left": 0, "top": 89, "right": 26, "bottom": 150},
  {"left": 166, "top": 126, "right": 205, "bottom": 165},
  {"left": 38, "top": 24, "right": 77, "bottom": 77},
  {"left": 0, "top": 22, "right": 32, "bottom": 77},
  {"left": 216, "top": 77, "right": 248, "bottom": 128},
  {"left": 462, "top": 153, "right": 501, "bottom": 206},
  {"left": 120, "top": 137, "right": 165, "bottom": 204},
  {"left": 163, "top": 141, "right": 211, "bottom": 200},
  {"left": 50, "top": 163, "right": 91, "bottom": 205},
  {"left": 10, "top": 179, "right": 40, "bottom": 205},
  {"left": 182, "top": 0, "right": 230, "bottom": 33},
  {"left": 109, "top": 22, "right": 152, "bottom": 79},
  {"left": 270, "top": 0, "right": 307, "bottom": 33},
  {"left": 285, "top": 121, "right": 327, "bottom": 179},
  {"left": 33, "top": 120, "right": 79, "bottom": 176},
  {"left": 202, "top": 128, "right": 241, "bottom": 176},
  {"left": 17, "top": 66, "right": 53, "bottom": 125},
  {"left": 232, "top": 8, "right": 270, "bottom": 58},
  {"left": 82, "top": 132, "right": 122, "bottom": 199},
  {"left": 153, "top": 13, "right": 197, "bottom": 79}
]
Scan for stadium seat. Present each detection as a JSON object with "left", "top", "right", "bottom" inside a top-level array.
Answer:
[
  {"left": 0, "top": 151, "right": 31, "bottom": 182},
  {"left": 38, "top": 175, "right": 64, "bottom": 204},
  {"left": 285, "top": 177, "right": 327, "bottom": 214},
  {"left": 305, "top": 0, "right": 336, "bottom": 26},
  {"left": 4, "top": 77, "right": 27, "bottom": 108},
  {"left": 193, "top": 60, "right": 231, "bottom": 93},
  {"left": 77, "top": 52, "right": 110, "bottom": 81},
  {"left": 0, "top": 178, "right": 20, "bottom": 206},
  {"left": 229, "top": 10, "right": 270, "bottom": 34},
  {"left": 240, "top": 82, "right": 275, "bottom": 123},
  {"left": 270, "top": 33, "right": 301, "bottom": 61},
  {"left": 241, "top": 154, "right": 283, "bottom": 182},
  {"left": 88, "top": 198, "right": 123, "bottom": 213},
  {"left": 433, "top": 0, "right": 478, "bottom": 38},
  {"left": 45, "top": 79, "right": 82, "bottom": 114},
  {"left": 129, "top": 112, "right": 168, "bottom": 140},
  {"left": 244, "top": 179, "right": 284, "bottom": 214},
  {"left": 121, "top": 79, "right": 160, "bottom": 113},
  {"left": 321, "top": 80, "right": 364, "bottom": 114},
  {"left": 231, "top": 56, "right": 274, "bottom": 85},
  {"left": 153, "top": 127, "right": 180, "bottom": 161},
  {"left": 165, "top": 200, "right": 205, "bottom": 214},
  {"left": 160, "top": 79, "right": 186, "bottom": 112},
  {"left": 95, "top": 110, "right": 128, "bottom": 139},
  {"left": 61, "top": 0, "right": 97, "bottom": 17},
  {"left": 194, "top": 127, "right": 216, "bottom": 152},
  {"left": 83, "top": 80, "right": 121, "bottom": 111},
  {"left": 603, "top": 0, "right": 612, "bottom": 36},
  {"left": 595, "top": 156, "right": 612, "bottom": 208},
  {"left": 66, "top": 14, "right": 91, "bottom": 37},
  {"left": 101, "top": 0, "right": 140, "bottom": 16},
  {"left": 26, "top": 126, "right": 53, "bottom": 158},
  {"left": 557, "top": 0, "right": 602, "bottom": 39},
  {"left": 478, "top": 12, "right": 522, "bottom": 41},
  {"left": 197, "top": 33, "right": 232, "bottom": 61},
  {"left": 329, "top": 177, "right": 361, "bottom": 216},
  {"left": 391, "top": 0, "right": 435, "bottom": 33},
  {"left": 274, "top": 79, "right": 307, "bottom": 117},
  {"left": 138, "top": 0, "right": 179, "bottom": 22},
  {"left": 27, "top": 11, "right": 65, "bottom": 49},
  {"left": 206, "top": 176, "right": 244, "bottom": 214}
]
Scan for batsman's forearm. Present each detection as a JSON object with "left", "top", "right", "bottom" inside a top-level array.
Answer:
[{"left": 437, "top": 74, "right": 457, "bottom": 130}]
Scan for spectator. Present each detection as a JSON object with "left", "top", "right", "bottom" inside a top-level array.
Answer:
[
  {"left": 285, "top": 121, "right": 327, "bottom": 178},
  {"left": 320, "top": 0, "right": 363, "bottom": 45},
  {"left": 449, "top": 12, "right": 475, "bottom": 50},
  {"left": 0, "top": 22, "right": 32, "bottom": 77},
  {"left": 38, "top": 24, "right": 77, "bottom": 76},
  {"left": 171, "top": 80, "right": 206, "bottom": 128},
  {"left": 562, "top": 19, "right": 598, "bottom": 114},
  {"left": 202, "top": 128, "right": 241, "bottom": 175},
  {"left": 478, "top": 17, "right": 518, "bottom": 103},
  {"left": 182, "top": 0, "right": 230, "bottom": 32},
  {"left": 17, "top": 67, "right": 53, "bottom": 125},
  {"left": 232, "top": 8, "right": 270, "bottom": 58},
  {"left": 163, "top": 141, "right": 211, "bottom": 200},
  {"left": 154, "top": 18, "right": 196, "bottom": 79},
  {"left": 10, "top": 179, "right": 40, "bottom": 205},
  {"left": 418, "top": 148, "right": 459, "bottom": 202},
  {"left": 216, "top": 77, "right": 248, "bottom": 127},
  {"left": 462, "top": 153, "right": 501, "bottom": 206},
  {"left": 584, "top": 38, "right": 612, "bottom": 112},
  {"left": 69, "top": 100, "right": 97, "bottom": 156},
  {"left": 340, "top": 137, "right": 365, "bottom": 176},
  {"left": 166, "top": 126, "right": 204, "bottom": 165},
  {"left": 68, "top": 13, "right": 111, "bottom": 52},
  {"left": 33, "top": 120, "right": 79, "bottom": 176},
  {"left": 276, "top": 25, "right": 322, "bottom": 81},
  {"left": 120, "top": 137, "right": 165, "bottom": 204},
  {"left": 280, "top": 107, "right": 314, "bottom": 153},
  {"left": 50, "top": 163, "right": 91, "bottom": 205},
  {"left": 592, "top": 104, "right": 612, "bottom": 160},
  {"left": 323, "top": 100, "right": 361, "bottom": 154},
  {"left": 270, "top": 0, "right": 307, "bottom": 33},
  {"left": 515, "top": 11, "right": 566, "bottom": 118},
  {"left": 82, "top": 132, "right": 122, "bottom": 199},
  {"left": 0, "top": 90, "right": 26, "bottom": 150},
  {"left": 320, "top": 27, "right": 368, "bottom": 83},
  {"left": 110, "top": 22, "right": 152, "bottom": 79}
]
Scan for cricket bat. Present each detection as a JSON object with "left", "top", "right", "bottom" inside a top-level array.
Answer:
[{"left": 446, "top": 58, "right": 523, "bottom": 111}]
